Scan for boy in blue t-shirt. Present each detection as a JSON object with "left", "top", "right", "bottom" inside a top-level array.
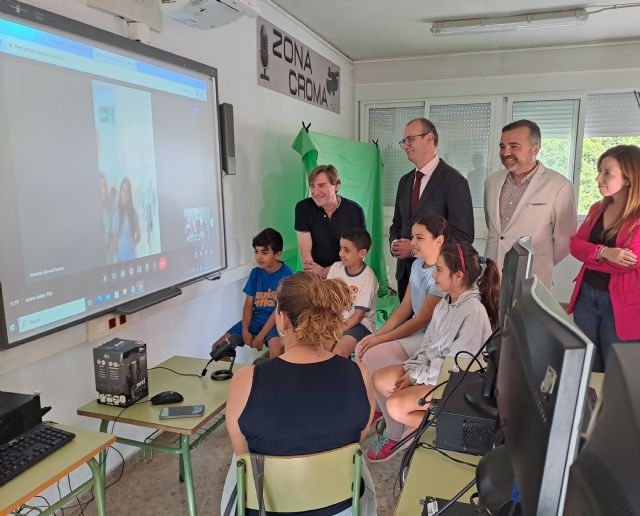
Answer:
[{"left": 212, "top": 228, "right": 292, "bottom": 358}]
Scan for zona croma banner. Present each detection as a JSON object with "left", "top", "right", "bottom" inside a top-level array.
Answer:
[{"left": 257, "top": 17, "right": 341, "bottom": 114}]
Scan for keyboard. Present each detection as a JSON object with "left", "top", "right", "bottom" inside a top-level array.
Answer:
[{"left": 0, "top": 424, "right": 76, "bottom": 486}]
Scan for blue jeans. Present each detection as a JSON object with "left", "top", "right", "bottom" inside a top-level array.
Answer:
[{"left": 572, "top": 282, "right": 619, "bottom": 372}]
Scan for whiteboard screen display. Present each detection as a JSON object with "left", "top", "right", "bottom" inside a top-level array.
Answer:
[{"left": 0, "top": 3, "right": 226, "bottom": 347}]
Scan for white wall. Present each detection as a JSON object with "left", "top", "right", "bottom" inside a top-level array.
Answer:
[
  {"left": 0, "top": 0, "right": 354, "bottom": 501},
  {"left": 355, "top": 41, "right": 640, "bottom": 302}
]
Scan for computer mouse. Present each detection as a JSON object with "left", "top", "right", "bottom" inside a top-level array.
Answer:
[{"left": 150, "top": 391, "right": 184, "bottom": 405}]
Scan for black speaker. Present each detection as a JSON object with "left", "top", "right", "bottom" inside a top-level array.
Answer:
[{"left": 219, "top": 103, "right": 236, "bottom": 175}]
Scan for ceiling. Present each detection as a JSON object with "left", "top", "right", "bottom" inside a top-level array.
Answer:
[{"left": 270, "top": 0, "right": 640, "bottom": 61}]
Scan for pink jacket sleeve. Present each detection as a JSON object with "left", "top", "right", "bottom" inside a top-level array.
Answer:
[{"left": 570, "top": 202, "right": 640, "bottom": 274}]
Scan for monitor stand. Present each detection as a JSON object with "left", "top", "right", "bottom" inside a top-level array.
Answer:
[{"left": 475, "top": 445, "right": 520, "bottom": 516}]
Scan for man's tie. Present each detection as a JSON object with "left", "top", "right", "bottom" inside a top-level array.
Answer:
[{"left": 410, "top": 170, "right": 424, "bottom": 216}]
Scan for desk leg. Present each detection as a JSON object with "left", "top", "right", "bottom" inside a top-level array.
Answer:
[
  {"left": 87, "top": 457, "right": 107, "bottom": 516},
  {"left": 98, "top": 420, "right": 110, "bottom": 481},
  {"left": 180, "top": 435, "right": 197, "bottom": 516}
]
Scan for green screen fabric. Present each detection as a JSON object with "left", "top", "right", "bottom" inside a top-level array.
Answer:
[{"left": 291, "top": 129, "right": 389, "bottom": 296}]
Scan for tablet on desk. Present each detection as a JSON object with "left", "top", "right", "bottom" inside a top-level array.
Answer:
[{"left": 159, "top": 405, "right": 205, "bottom": 419}]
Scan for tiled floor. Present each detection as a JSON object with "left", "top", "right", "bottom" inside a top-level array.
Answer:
[{"left": 65, "top": 420, "right": 405, "bottom": 515}]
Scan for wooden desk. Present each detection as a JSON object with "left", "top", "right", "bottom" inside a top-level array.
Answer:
[
  {"left": 78, "top": 355, "right": 239, "bottom": 516},
  {"left": 0, "top": 424, "right": 114, "bottom": 516},
  {"left": 394, "top": 366, "right": 606, "bottom": 515}
]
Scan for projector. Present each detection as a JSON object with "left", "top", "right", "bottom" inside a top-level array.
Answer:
[{"left": 161, "top": 0, "right": 260, "bottom": 30}]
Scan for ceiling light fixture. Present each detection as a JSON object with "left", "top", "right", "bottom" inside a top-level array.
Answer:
[{"left": 431, "top": 9, "right": 588, "bottom": 36}]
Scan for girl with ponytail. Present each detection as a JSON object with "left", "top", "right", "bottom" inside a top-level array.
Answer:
[{"left": 366, "top": 243, "right": 500, "bottom": 462}]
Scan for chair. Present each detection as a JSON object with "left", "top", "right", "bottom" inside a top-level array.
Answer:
[{"left": 236, "top": 443, "right": 363, "bottom": 515}]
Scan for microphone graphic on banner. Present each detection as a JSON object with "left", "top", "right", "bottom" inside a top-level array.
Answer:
[
  {"left": 201, "top": 334, "right": 242, "bottom": 381},
  {"left": 259, "top": 24, "right": 270, "bottom": 81}
]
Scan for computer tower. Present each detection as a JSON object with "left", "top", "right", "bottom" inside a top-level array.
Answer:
[
  {"left": 434, "top": 371, "right": 497, "bottom": 455},
  {"left": 0, "top": 391, "right": 43, "bottom": 444}
]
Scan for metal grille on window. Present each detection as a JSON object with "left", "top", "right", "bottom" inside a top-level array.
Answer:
[
  {"left": 368, "top": 105, "right": 425, "bottom": 206},
  {"left": 429, "top": 103, "right": 492, "bottom": 208}
]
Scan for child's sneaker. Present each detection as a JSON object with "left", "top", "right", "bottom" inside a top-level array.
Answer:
[{"left": 366, "top": 434, "right": 408, "bottom": 462}]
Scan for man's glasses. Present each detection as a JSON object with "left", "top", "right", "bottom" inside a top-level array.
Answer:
[{"left": 399, "top": 133, "right": 430, "bottom": 146}]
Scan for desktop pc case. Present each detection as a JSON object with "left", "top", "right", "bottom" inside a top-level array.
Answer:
[
  {"left": 93, "top": 338, "right": 148, "bottom": 407},
  {"left": 434, "top": 371, "right": 497, "bottom": 455},
  {"left": 0, "top": 391, "right": 43, "bottom": 445}
]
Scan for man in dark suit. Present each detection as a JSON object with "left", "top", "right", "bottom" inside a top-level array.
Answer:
[{"left": 390, "top": 118, "right": 474, "bottom": 300}]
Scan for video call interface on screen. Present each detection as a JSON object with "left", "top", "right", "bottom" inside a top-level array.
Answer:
[{"left": 0, "top": 14, "right": 225, "bottom": 346}]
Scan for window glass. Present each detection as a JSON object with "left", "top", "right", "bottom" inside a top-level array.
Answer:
[
  {"left": 368, "top": 105, "right": 425, "bottom": 206},
  {"left": 579, "top": 93, "right": 640, "bottom": 213},
  {"left": 429, "top": 102, "right": 492, "bottom": 207}
]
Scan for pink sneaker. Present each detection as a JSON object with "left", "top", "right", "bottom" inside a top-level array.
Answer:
[
  {"left": 366, "top": 434, "right": 408, "bottom": 462},
  {"left": 371, "top": 410, "right": 384, "bottom": 425}
]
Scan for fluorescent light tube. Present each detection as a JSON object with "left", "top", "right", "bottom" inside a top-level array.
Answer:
[{"left": 431, "top": 9, "right": 588, "bottom": 36}]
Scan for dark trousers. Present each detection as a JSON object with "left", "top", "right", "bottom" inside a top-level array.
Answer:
[{"left": 397, "top": 274, "right": 409, "bottom": 302}]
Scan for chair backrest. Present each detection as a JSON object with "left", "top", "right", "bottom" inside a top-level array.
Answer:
[{"left": 237, "top": 443, "right": 362, "bottom": 513}]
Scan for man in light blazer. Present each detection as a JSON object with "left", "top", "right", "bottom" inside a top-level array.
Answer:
[
  {"left": 390, "top": 118, "right": 474, "bottom": 299},
  {"left": 484, "top": 119, "right": 577, "bottom": 288}
]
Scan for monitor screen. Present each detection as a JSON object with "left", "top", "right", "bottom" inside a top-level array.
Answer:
[
  {"left": 563, "top": 343, "right": 640, "bottom": 515},
  {"left": 498, "top": 235, "right": 533, "bottom": 329},
  {"left": 0, "top": 3, "right": 226, "bottom": 348},
  {"left": 494, "top": 276, "right": 593, "bottom": 515},
  {"left": 464, "top": 236, "right": 533, "bottom": 416}
]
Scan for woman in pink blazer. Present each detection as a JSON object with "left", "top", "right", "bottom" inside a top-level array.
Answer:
[{"left": 568, "top": 145, "right": 640, "bottom": 372}]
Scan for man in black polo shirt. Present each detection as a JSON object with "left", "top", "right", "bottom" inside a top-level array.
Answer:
[{"left": 295, "top": 165, "right": 366, "bottom": 277}]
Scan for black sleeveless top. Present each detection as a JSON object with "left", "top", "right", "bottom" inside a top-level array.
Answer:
[
  {"left": 238, "top": 354, "right": 370, "bottom": 515},
  {"left": 583, "top": 214, "right": 618, "bottom": 292}
]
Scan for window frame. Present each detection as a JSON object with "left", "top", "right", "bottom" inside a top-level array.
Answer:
[
  {"left": 361, "top": 89, "right": 640, "bottom": 220},
  {"left": 426, "top": 95, "right": 499, "bottom": 219},
  {"left": 360, "top": 100, "right": 426, "bottom": 218}
]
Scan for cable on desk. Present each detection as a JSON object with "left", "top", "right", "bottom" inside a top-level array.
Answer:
[
  {"left": 395, "top": 326, "right": 501, "bottom": 490},
  {"left": 432, "top": 478, "right": 477, "bottom": 516},
  {"left": 110, "top": 399, "right": 150, "bottom": 434},
  {"left": 148, "top": 366, "right": 202, "bottom": 378},
  {"left": 454, "top": 350, "right": 485, "bottom": 373},
  {"left": 418, "top": 442, "right": 477, "bottom": 468}
]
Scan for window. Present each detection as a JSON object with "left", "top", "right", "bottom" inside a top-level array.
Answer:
[
  {"left": 428, "top": 102, "right": 492, "bottom": 208},
  {"left": 579, "top": 92, "right": 640, "bottom": 214},
  {"left": 364, "top": 91, "right": 640, "bottom": 216},
  {"left": 511, "top": 99, "right": 580, "bottom": 181},
  {"left": 366, "top": 104, "right": 425, "bottom": 206}
]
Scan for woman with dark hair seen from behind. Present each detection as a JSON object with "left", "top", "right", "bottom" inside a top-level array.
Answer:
[
  {"left": 366, "top": 243, "right": 499, "bottom": 462},
  {"left": 568, "top": 145, "right": 640, "bottom": 372},
  {"left": 223, "top": 271, "right": 377, "bottom": 515},
  {"left": 111, "top": 177, "right": 141, "bottom": 262}
]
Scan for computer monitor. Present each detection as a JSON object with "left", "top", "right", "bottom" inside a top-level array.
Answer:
[
  {"left": 562, "top": 343, "right": 640, "bottom": 516},
  {"left": 464, "top": 236, "right": 533, "bottom": 416},
  {"left": 478, "top": 276, "right": 594, "bottom": 516},
  {"left": 498, "top": 235, "right": 533, "bottom": 329}
]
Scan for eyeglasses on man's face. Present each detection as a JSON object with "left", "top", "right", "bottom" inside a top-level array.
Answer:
[{"left": 399, "top": 133, "right": 430, "bottom": 146}]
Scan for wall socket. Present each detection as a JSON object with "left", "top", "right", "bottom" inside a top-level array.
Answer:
[{"left": 87, "top": 313, "right": 128, "bottom": 341}]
